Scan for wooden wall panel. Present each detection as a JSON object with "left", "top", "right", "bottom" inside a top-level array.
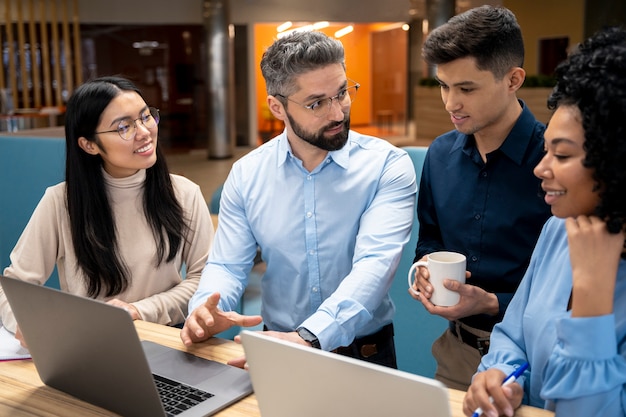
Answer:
[{"left": 0, "top": 0, "right": 82, "bottom": 111}]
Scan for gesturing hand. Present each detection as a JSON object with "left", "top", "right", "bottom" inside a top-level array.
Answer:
[{"left": 180, "top": 292, "right": 262, "bottom": 346}]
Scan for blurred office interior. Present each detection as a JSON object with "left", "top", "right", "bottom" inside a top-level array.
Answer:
[
  {"left": 0, "top": 0, "right": 624, "bottom": 155},
  {"left": 1, "top": 0, "right": 624, "bottom": 377}
]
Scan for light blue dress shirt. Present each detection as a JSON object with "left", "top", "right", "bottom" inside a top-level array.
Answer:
[
  {"left": 479, "top": 217, "right": 626, "bottom": 415},
  {"left": 189, "top": 130, "right": 416, "bottom": 351}
]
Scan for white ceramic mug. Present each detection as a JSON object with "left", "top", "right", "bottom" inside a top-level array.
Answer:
[{"left": 408, "top": 251, "right": 466, "bottom": 306}]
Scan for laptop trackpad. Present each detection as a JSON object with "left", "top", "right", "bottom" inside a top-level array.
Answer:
[{"left": 142, "top": 340, "right": 232, "bottom": 386}]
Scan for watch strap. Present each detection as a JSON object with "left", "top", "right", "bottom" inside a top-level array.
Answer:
[{"left": 296, "top": 327, "right": 321, "bottom": 349}]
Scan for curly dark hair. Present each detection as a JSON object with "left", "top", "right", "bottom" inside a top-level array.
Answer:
[{"left": 548, "top": 26, "right": 626, "bottom": 234}]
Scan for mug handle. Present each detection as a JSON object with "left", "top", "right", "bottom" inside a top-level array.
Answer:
[{"left": 407, "top": 261, "right": 428, "bottom": 296}]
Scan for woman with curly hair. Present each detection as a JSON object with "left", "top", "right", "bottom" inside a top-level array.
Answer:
[
  {"left": 0, "top": 76, "right": 213, "bottom": 340},
  {"left": 463, "top": 26, "right": 626, "bottom": 417}
]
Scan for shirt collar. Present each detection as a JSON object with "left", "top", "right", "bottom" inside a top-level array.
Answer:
[
  {"left": 498, "top": 100, "right": 536, "bottom": 165},
  {"left": 276, "top": 129, "right": 352, "bottom": 170},
  {"left": 452, "top": 100, "right": 536, "bottom": 165},
  {"left": 276, "top": 131, "right": 291, "bottom": 167}
]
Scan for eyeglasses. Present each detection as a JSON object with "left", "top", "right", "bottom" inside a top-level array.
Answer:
[
  {"left": 95, "top": 107, "right": 160, "bottom": 141},
  {"left": 275, "top": 81, "right": 360, "bottom": 118}
]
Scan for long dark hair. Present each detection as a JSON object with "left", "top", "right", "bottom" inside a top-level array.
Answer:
[{"left": 65, "top": 76, "right": 188, "bottom": 297}]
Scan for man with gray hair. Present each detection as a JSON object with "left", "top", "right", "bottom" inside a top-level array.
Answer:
[{"left": 182, "top": 30, "right": 416, "bottom": 368}]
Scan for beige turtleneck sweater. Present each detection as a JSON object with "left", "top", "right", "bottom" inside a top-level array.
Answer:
[{"left": 1, "top": 169, "right": 213, "bottom": 333}]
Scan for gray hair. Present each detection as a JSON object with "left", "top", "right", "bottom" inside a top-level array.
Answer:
[{"left": 260, "top": 30, "right": 345, "bottom": 97}]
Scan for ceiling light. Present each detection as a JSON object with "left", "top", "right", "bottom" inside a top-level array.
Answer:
[
  {"left": 334, "top": 25, "right": 354, "bottom": 38},
  {"left": 277, "top": 24, "right": 313, "bottom": 39},
  {"left": 312, "top": 21, "right": 329, "bottom": 30},
  {"left": 277, "top": 21, "right": 292, "bottom": 32},
  {"left": 132, "top": 41, "right": 160, "bottom": 49}
]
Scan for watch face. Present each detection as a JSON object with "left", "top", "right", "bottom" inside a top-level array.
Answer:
[{"left": 297, "top": 327, "right": 320, "bottom": 349}]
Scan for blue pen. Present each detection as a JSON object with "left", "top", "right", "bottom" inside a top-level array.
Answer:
[{"left": 471, "top": 362, "right": 529, "bottom": 417}]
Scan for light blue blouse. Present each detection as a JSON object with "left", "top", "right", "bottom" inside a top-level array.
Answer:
[
  {"left": 189, "top": 130, "right": 417, "bottom": 351},
  {"left": 479, "top": 216, "right": 626, "bottom": 415}
]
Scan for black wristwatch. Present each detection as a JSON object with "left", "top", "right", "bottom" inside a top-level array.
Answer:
[{"left": 296, "top": 327, "right": 321, "bottom": 349}]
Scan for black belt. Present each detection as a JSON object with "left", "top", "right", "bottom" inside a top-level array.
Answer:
[
  {"left": 333, "top": 323, "right": 394, "bottom": 359},
  {"left": 449, "top": 321, "right": 490, "bottom": 356}
]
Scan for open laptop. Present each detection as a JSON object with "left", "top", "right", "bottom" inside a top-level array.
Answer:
[
  {"left": 240, "top": 330, "right": 451, "bottom": 417},
  {"left": 0, "top": 275, "right": 252, "bottom": 417}
]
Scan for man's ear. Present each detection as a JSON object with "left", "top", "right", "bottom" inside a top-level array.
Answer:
[
  {"left": 78, "top": 137, "right": 100, "bottom": 155},
  {"left": 508, "top": 67, "right": 526, "bottom": 92},
  {"left": 267, "top": 95, "right": 287, "bottom": 121}
]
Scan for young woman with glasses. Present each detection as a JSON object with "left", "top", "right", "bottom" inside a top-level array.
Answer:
[{"left": 0, "top": 76, "right": 213, "bottom": 342}]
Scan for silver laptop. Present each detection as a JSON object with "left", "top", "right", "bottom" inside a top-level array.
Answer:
[
  {"left": 0, "top": 275, "right": 252, "bottom": 417},
  {"left": 240, "top": 330, "right": 451, "bottom": 417}
]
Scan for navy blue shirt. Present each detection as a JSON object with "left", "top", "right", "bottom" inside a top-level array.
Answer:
[{"left": 415, "top": 101, "right": 552, "bottom": 331}]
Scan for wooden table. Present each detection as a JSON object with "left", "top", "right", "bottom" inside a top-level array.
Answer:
[{"left": 0, "top": 320, "right": 554, "bottom": 416}]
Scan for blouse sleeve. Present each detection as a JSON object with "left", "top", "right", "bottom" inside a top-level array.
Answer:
[{"left": 541, "top": 315, "right": 626, "bottom": 415}]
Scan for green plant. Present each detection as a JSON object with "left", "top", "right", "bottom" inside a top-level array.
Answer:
[{"left": 522, "top": 74, "right": 556, "bottom": 88}]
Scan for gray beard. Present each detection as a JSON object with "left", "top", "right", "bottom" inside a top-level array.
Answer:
[{"left": 286, "top": 112, "right": 350, "bottom": 151}]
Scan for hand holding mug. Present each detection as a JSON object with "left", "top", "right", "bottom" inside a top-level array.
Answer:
[{"left": 408, "top": 251, "right": 466, "bottom": 306}]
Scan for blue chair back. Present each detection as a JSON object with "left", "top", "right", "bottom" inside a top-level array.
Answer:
[
  {"left": 208, "top": 183, "right": 247, "bottom": 340},
  {"left": 0, "top": 135, "right": 65, "bottom": 289},
  {"left": 390, "top": 146, "right": 447, "bottom": 377},
  {"left": 209, "top": 184, "right": 223, "bottom": 215}
]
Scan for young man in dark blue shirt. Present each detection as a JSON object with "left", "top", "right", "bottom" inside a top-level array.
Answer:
[{"left": 408, "top": 5, "right": 552, "bottom": 391}]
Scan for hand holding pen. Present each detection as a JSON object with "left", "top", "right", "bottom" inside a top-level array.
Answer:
[{"left": 471, "top": 362, "right": 529, "bottom": 417}]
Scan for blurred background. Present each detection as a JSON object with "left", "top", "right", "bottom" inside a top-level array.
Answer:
[{"left": 0, "top": 0, "right": 623, "bottom": 155}]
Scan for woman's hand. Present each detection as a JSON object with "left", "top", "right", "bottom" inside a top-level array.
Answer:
[
  {"left": 566, "top": 215, "right": 624, "bottom": 317},
  {"left": 464, "top": 368, "right": 524, "bottom": 417},
  {"left": 107, "top": 299, "right": 142, "bottom": 320},
  {"left": 15, "top": 325, "right": 28, "bottom": 348}
]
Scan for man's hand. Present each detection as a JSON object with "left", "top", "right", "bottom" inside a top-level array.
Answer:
[
  {"left": 227, "top": 330, "right": 314, "bottom": 369},
  {"left": 180, "top": 292, "right": 262, "bottom": 347},
  {"left": 409, "top": 256, "right": 498, "bottom": 320}
]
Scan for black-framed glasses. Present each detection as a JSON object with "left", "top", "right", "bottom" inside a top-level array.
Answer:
[
  {"left": 95, "top": 107, "right": 160, "bottom": 141},
  {"left": 275, "top": 81, "right": 360, "bottom": 118}
]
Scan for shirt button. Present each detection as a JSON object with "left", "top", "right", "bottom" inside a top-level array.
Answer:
[
  {"left": 307, "top": 175, "right": 312, "bottom": 180},
  {"left": 306, "top": 212, "right": 313, "bottom": 218},
  {"left": 309, "top": 250, "right": 315, "bottom": 255},
  {"left": 312, "top": 287, "right": 319, "bottom": 293},
  {"left": 471, "top": 256, "right": 478, "bottom": 262},
  {"left": 482, "top": 172, "right": 487, "bottom": 178},
  {"left": 474, "top": 214, "right": 481, "bottom": 220}
]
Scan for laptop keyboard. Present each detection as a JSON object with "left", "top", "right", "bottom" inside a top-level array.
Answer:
[{"left": 153, "top": 374, "right": 215, "bottom": 416}]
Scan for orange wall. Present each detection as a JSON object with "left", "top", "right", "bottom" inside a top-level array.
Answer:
[{"left": 253, "top": 23, "right": 383, "bottom": 133}]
